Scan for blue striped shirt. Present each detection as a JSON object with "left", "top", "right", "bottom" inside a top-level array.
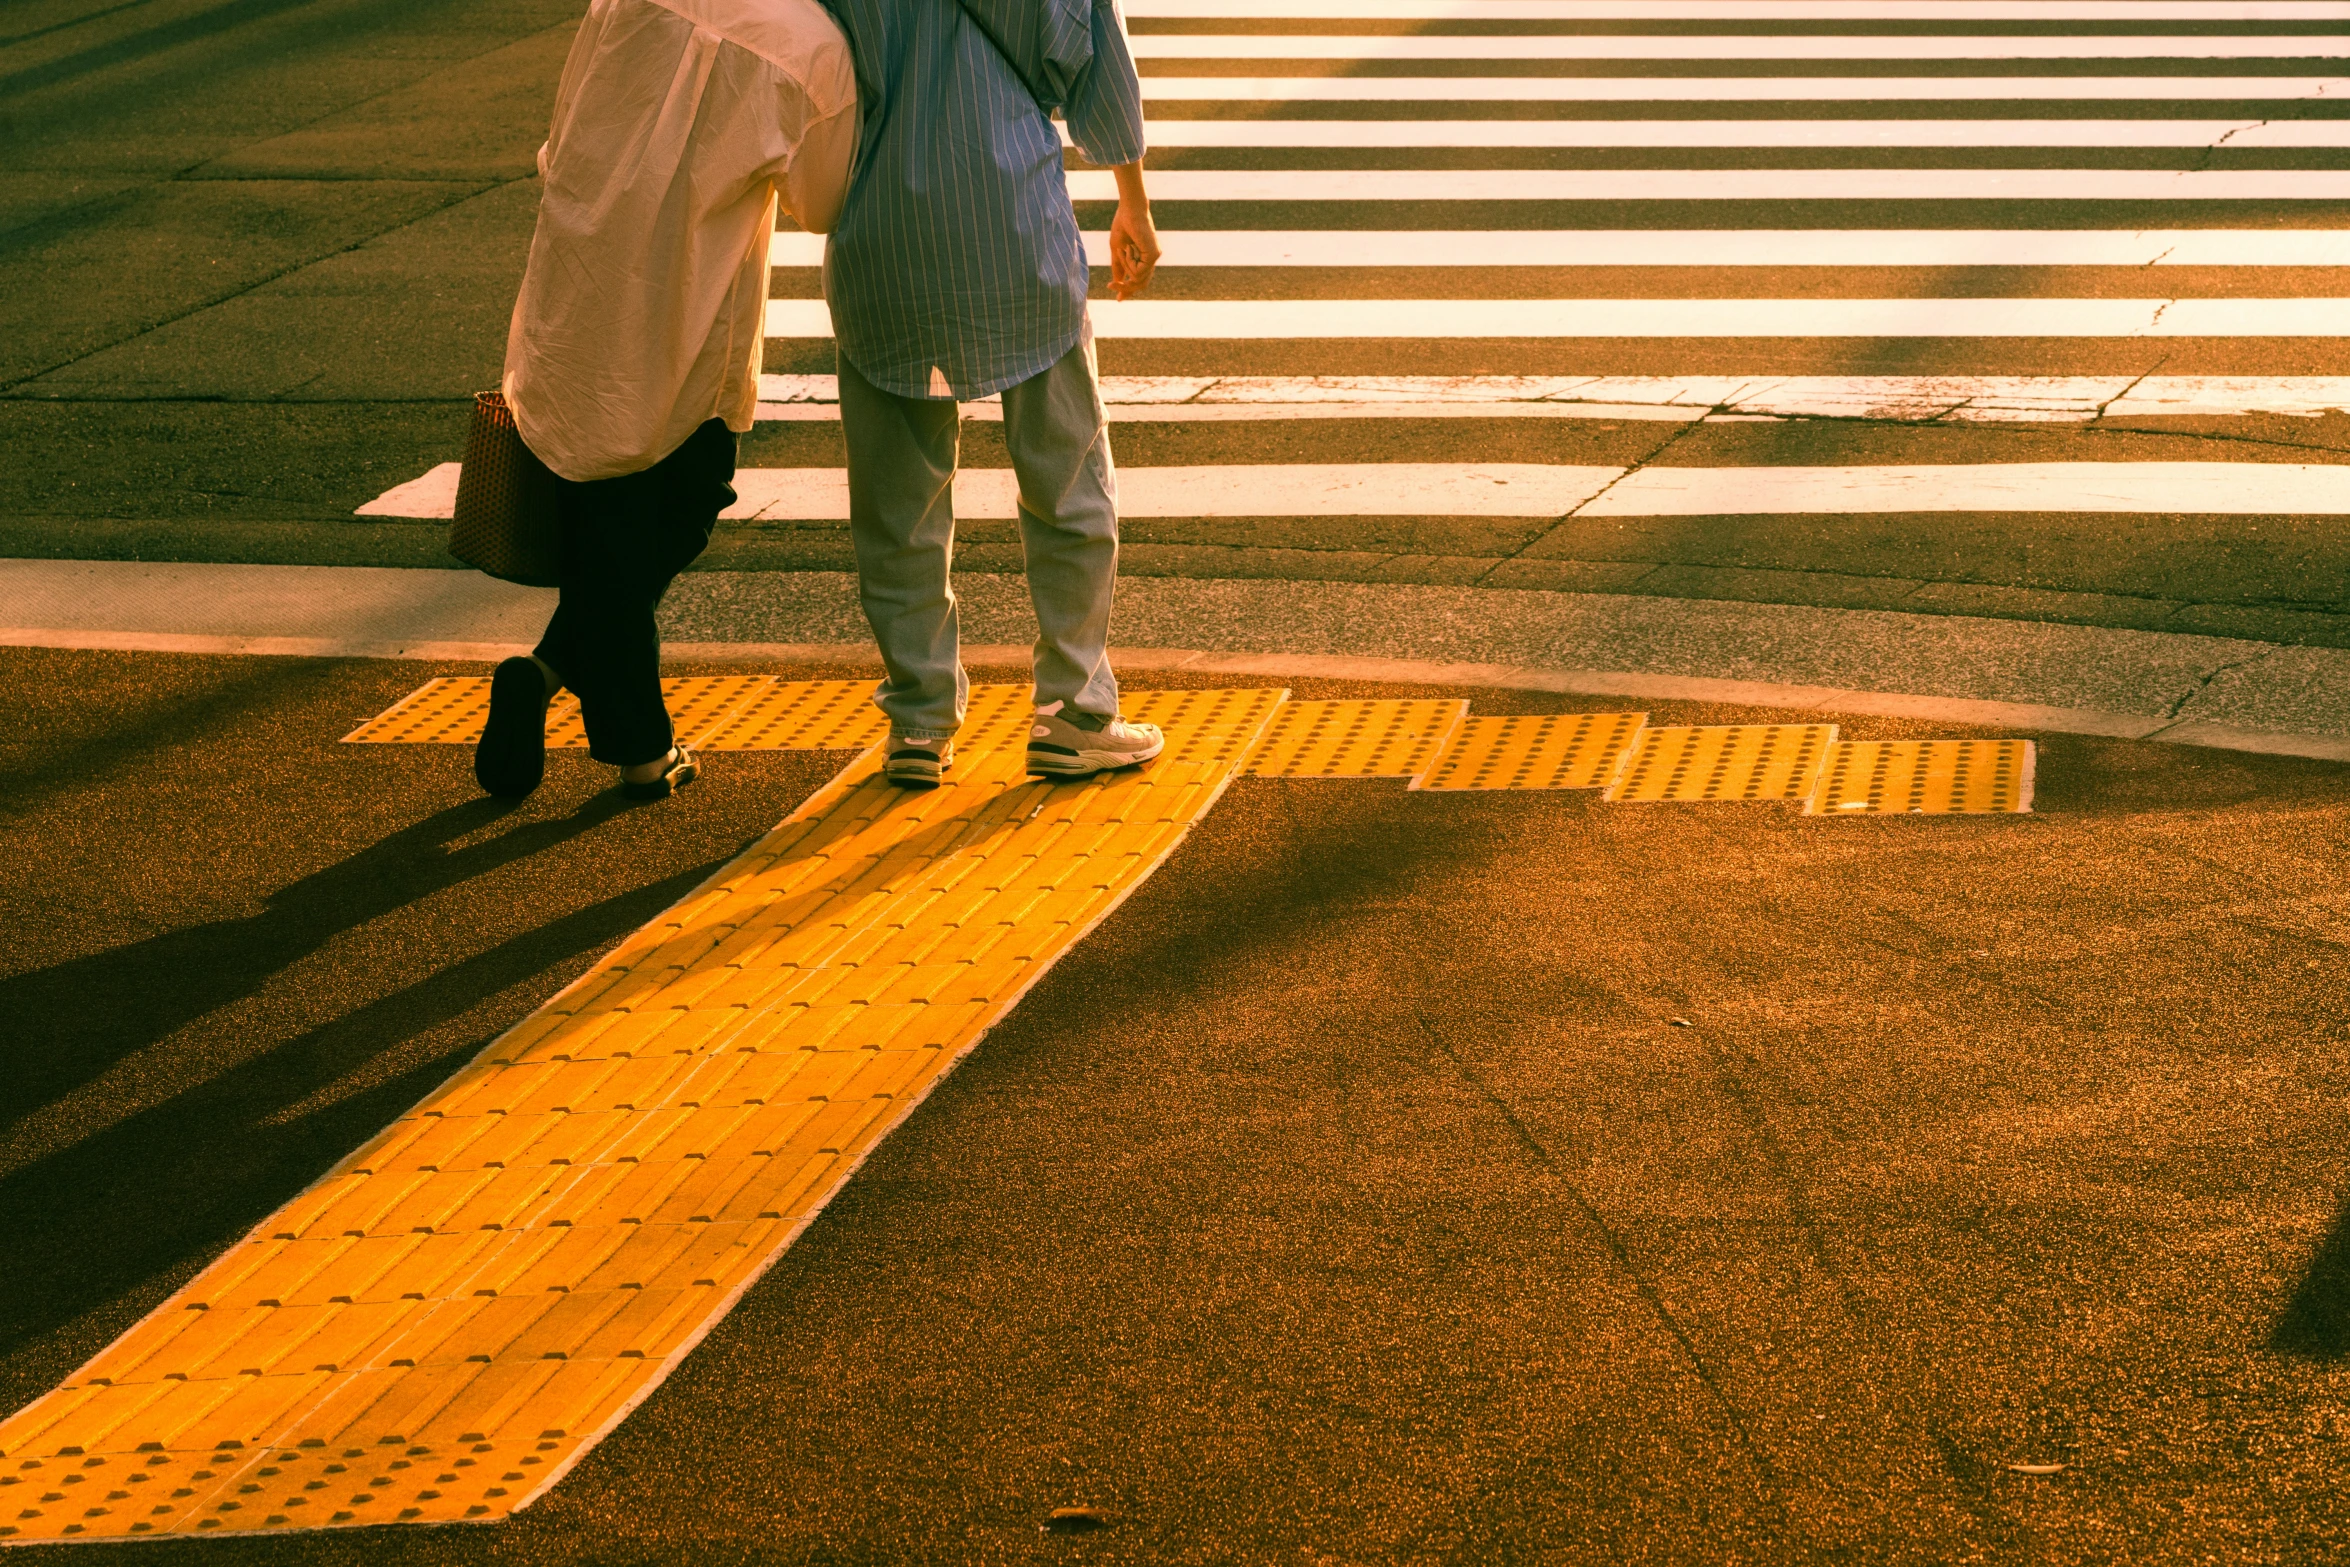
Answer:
[{"left": 817, "top": 0, "right": 1146, "bottom": 401}]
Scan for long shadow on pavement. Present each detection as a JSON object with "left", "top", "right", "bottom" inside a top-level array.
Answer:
[
  {"left": 0, "top": 793, "right": 639, "bottom": 1137},
  {"left": 2273, "top": 1194, "right": 2350, "bottom": 1360},
  {"left": 0, "top": 808, "right": 734, "bottom": 1370}
]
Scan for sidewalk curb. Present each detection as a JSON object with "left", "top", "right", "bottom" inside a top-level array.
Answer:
[{"left": 9, "top": 626, "right": 2347, "bottom": 765}]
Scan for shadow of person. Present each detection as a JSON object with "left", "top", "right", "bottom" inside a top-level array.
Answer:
[
  {"left": 0, "top": 827, "right": 738, "bottom": 1379},
  {"left": 2272, "top": 1190, "right": 2350, "bottom": 1360},
  {"left": 0, "top": 790, "right": 642, "bottom": 1137}
]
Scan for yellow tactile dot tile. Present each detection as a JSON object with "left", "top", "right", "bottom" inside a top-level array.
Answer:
[
  {"left": 1601, "top": 724, "right": 1838, "bottom": 805},
  {"left": 340, "top": 677, "right": 561, "bottom": 745},
  {"left": 0, "top": 685, "right": 1283, "bottom": 1543},
  {"left": 1242, "top": 698, "right": 1467, "bottom": 778},
  {"left": 346, "top": 676, "right": 769, "bottom": 750},
  {"left": 1804, "top": 738, "right": 2036, "bottom": 816},
  {"left": 696, "top": 679, "right": 888, "bottom": 751},
  {"left": 1414, "top": 711, "right": 1648, "bottom": 792},
  {"left": 1123, "top": 687, "right": 1288, "bottom": 766},
  {"left": 546, "top": 675, "right": 771, "bottom": 751}
]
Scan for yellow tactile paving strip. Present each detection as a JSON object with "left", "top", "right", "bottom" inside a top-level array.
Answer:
[
  {"left": 344, "top": 677, "right": 776, "bottom": 751},
  {"left": 1242, "top": 698, "right": 1465, "bottom": 778},
  {"left": 0, "top": 684, "right": 1284, "bottom": 1544},
  {"left": 1415, "top": 712, "right": 1648, "bottom": 792},
  {"left": 1602, "top": 724, "right": 1838, "bottom": 805},
  {"left": 1805, "top": 739, "right": 2036, "bottom": 816}
]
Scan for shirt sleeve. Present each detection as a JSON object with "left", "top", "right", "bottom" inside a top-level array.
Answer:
[
  {"left": 959, "top": 0, "right": 1143, "bottom": 167},
  {"left": 782, "top": 100, "right": 858, "bottom": 234},
  {"left": 1060, "top": 0, "right": 1145, "bottom": 168}
]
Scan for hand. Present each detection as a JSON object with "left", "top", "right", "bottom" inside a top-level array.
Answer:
[{"left": 1109, "top": 162, "right": 1159, "bottom": 300}]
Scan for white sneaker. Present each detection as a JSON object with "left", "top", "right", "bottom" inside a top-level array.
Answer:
[
  {"left": 884, "top": 734, "right": 952, "bottom": 789},
  {"left": 1027, "top": 704, "right": 1164, "bottom": 777}
]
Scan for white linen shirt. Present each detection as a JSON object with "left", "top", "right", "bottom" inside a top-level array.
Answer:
[{"left": 503, "top": 0, "right": 856, "bottom": 482}]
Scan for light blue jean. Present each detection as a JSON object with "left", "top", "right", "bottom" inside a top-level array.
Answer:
[{"left": 838, "top": 332, "right": 1123, "bottom": 740}]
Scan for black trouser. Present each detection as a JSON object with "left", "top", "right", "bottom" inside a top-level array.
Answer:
[{"left": 533, "top": 418, "right": 736, "bottom": 767}]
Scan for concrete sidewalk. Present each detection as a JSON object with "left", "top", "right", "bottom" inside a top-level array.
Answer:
[{"left": 6, "top": 557, "right": 2349, "bottom": 760}]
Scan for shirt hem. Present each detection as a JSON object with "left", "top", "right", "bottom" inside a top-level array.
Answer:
[{"left": 836, "top": 324, "right": 1084, "bottom": 404}]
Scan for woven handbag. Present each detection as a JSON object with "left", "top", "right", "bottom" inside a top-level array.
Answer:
[{"left": 449, "top": 390, "right": 563, "bottom": 587}]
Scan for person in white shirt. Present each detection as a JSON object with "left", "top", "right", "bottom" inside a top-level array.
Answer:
[{"left": 475, "top": 0, "right": 857, "bottom": 802}]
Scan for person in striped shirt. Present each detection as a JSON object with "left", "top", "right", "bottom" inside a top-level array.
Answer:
[{"left": 819, "top": 0, "right": 1167, "bottom": 788}]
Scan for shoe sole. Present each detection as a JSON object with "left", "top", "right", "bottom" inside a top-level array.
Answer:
[
  {"left": 475, "top": 658, "right": 547, "bottom": 799},
  {"left": 884, "top": 747, "right": 950, "bottom": 789},
  {"left": 1026, "top": 738, "right": 1165, "bottom": 777}
]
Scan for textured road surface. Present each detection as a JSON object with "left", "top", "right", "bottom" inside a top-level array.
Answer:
[{"left": 7, "top": 646, "right": 2350, "bottom": 1563}]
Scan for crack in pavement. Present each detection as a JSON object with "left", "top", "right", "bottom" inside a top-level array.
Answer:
[
  {"left": 2094, "top": 362, "right": 2163, "bottom": 420},
  {"left": 2150, "top": 646, "right": 2280, "bottom": 727},
  {"left": 1468, "top": 411, "right": 1704, "bottom": 586},
  {"left": 1409, "top": 1004, "right": 1796, "bottom": 1541}
]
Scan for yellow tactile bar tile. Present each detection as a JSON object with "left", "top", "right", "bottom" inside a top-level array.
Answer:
[
  {"left": 344, "top": 676, "right": 780, "bottom": 750},
  {"left": 1805, "top": 738, "right": 2036, "bottom": 816},
  {"left": 1601, "top": 724, "right": 1838, "bottom": 805},
  {"left": 1414, "top": 712, "right": 1648, "bottom": 792},
  {"left": 1241, "top": 698, "right": 1466, "bottom": 779},
  {"left": 0, "top": 684, "right": 1285, "bottom": 1544}
]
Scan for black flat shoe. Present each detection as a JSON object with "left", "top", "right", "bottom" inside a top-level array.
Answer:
[
  {"left": 475, "top": 656, "right": 549, "bottom": 798},
  {"left": 621, "top": 744, "right": 699, "bottom": 801}
]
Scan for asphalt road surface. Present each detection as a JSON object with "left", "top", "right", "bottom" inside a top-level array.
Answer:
[
  {"left": 4, "top": 0, "right": 2350, "bottom": 649},
  {"left": 12, "top": 1, "right": 2350, "bottom": 1561},
  {"left": 6, "top": 646, "right": 2350, "bottom": 1563}
]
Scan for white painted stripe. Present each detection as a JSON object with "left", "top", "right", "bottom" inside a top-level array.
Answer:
[
  {"left": 1056, "top": 168, "right": 2350, "bottom": 199},
  {"left": 357, "top": 465, "right": 1619, "bottom": 519},
  {"left": 1137, "top": 75, "right": 2350, "bottom": 100},
  {"left": 773, "top": 229, "right": 2350, "bottom": 266},
  {"left": 758, "top": 371, "right": 2350, "bottom": 416},
  {"left": 1127, "top": 1, "right": 2350, "bottom": 16},
  {"left": 357, "top": 461, "right": 2350, "bottom": 520},
  {"left": 764, "top": 297, "right": 2350, "bottom": 337},
  {"left": 1129, "top": 35, "right": 2350, "bottom": 58},
  {"left": 752, "top": 372, "right": 2350, "bottom": 419},
  {"left": 354, "top": 463, "right": 461, "bottom": 517},
  {"left": 766, "top": 465, "right": 1622, "bottom": 519},
  {"left": 1079, "top": 117, "right": 2328, "bottom": 147},
  {"left": 2106, "top": 375, "right": 2350, "bottom": 414},
  {"left": 754, "top": 398, "right": 1708, "bottom": 422},
  {"left": 1582, "top": 461, "right": 2350, "bottom": 513}
]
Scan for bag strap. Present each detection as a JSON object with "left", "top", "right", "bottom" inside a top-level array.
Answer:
[{"left": 949, "top": 0, "right": 1052, "bottom": 110}]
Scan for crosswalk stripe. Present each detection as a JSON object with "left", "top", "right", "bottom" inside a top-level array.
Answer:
[
  {"left": 771, "top": 230, "right": 2350, "bottom": 266},
  {"left": 1125, "top": 0, "right": 2350, "bottom": 16},
  {"left": 1127, "top": 35, "right": 2350, "bottom": 58},
  {"left": 351, "top": 463, "right": 2350, "bottom": 522},
  {"left": 1136, "top": 76, "right": 2350, "bottom": 100},
  {"left": 1057, "top": 169, "right": 2350, "bottom": 200},
  {"left": 1077, "top": 118, "right": 2350, "bottom": 146},
  {"left": 751, "top": 373, "right": 2350, "bottom": 420},
  {"left": 723, "top": 466, "right": 1627, "bottom": 518},
  {"left": 765, "top": 298, "right": 2350, "bottom": 338},
  {"left": 1579, "top": 461, "right": 2350, "bottom": 515},
  {"left": 710, "top": 462, "right": 2350, "bottom": 520}
]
